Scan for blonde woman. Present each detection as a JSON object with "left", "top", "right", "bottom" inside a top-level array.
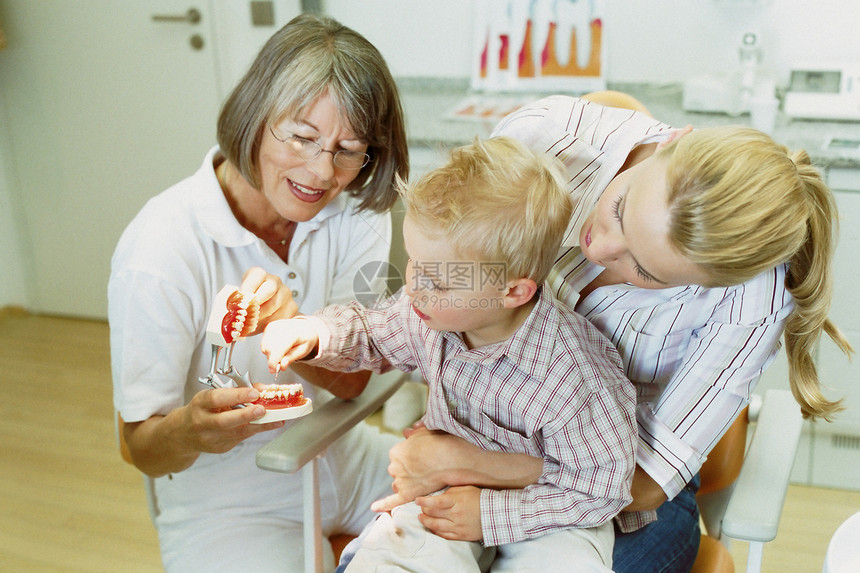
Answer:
[
  {"left": 110, "top": 14, "right": 407, "bottom": 572},
  {"left": 357, "top": 96, "right": 851, "bottom": 573}
]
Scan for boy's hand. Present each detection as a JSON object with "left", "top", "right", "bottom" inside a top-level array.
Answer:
[
  {"left": 370, "top": 491, "right": 411, "bottom": 513},
  {"left": 375, "top": 427, "right": 456, "bottom": 511},
  {"left": 415, "top": 486, "right": 482, "bottom": 542},
  {"left": 371, "top": 427, "right": 469, "bottom": 513},
  {"left": 260, "top": 317, "right": 322, "bottom": 373}
]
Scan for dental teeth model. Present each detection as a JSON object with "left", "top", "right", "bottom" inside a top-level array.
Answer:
[
  {"left": 251, "top": 383, "right": 307, "bottom": 409},
  {"left": 221, "top": 289, "right": 260, "bottom": 343},
  {"left": 248, "top": 381, "right": 313, "bottom": 424},
  {"left": 205, "top": 285, "right": 260, "bottom": 347},
  {"left": 199, "top": 285, "right": 313, "bottom": 423}
]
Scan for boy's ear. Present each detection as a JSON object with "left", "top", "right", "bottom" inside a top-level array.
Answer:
[{"left": 504, "top": 278, "right": 538, "bottom": 309}]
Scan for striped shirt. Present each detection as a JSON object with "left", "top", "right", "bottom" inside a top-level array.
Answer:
[
  {"left": 309, "top": 287, "right": 637, "bottom": 545},
  {"left": 494, "top": 96, "right": 794, "bottom": 531}
]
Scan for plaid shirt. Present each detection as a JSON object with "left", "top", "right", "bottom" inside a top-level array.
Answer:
[
  {"left": 494, "top": 96, "right": 793, "bottom": 532},
  {"left": 310, "top": 288, "right": 636, "bottom": 546}
]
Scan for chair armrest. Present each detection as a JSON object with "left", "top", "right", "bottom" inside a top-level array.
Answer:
[
  {"left": 256, "top": 370, "right": 406, "bottom": 473},
  {"left": 721, "top": 389, "right": 804, "bottom": 542}
]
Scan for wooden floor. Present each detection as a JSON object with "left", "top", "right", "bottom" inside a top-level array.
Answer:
[{"left": 1, "top": 310, "right": 858, "bottom": 572}]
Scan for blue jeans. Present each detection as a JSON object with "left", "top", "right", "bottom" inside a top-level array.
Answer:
[
  {"left": 338, "top": 476, "right": 702, "bottom": 573},
  {"left": 612, "top": 475, "right": 702, "bottom": 573}
]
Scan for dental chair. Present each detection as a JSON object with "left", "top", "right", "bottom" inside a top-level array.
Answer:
[
  {"left": 691, "top": 389, "right": 803, "bottom": 573},
  {"left": 116, "top": 414, "right": 160, "bottom": 522}
]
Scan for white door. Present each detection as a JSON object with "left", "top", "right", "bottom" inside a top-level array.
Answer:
[{"left": 0, "top": 1, "right": 222, "bottom": 319}]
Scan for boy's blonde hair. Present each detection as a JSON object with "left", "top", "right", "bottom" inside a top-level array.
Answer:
[
  {"left": 659, "top": 126, "right": 852, "bottom": 420},
  {"left": 400, "top": 137, "right": 571, "bottom": 286}
]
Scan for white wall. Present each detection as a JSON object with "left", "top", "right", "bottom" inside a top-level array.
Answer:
[
  {"left": 322, "top": 0, "right": 476, "bottom": 78},
  {"left": 0, "top": 0, "right": 301, "bottom": 316},
  {"left": 2, "top": 0, "right": 860, "bottom": 312},
  {"left": 325, "top": 0, "right": 860, "bottom": 87},
  {"left": 209, "top": 0, "right": 303, "bottom": 99},
  {"left": 0, "top": 89, "right": 30, "bottom": 309}
]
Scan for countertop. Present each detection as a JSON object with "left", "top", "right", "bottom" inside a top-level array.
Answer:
[{"left": 397, "top": 78, "right": 860, "bottom": 170}]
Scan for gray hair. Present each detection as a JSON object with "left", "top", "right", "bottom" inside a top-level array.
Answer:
[{"left": 217, "top": 13, "right": 408, "bottom": 212}]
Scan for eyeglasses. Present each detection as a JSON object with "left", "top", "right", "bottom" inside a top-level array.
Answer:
[{"left": 268, "top": 125, "right": 371, "bottom": 170}]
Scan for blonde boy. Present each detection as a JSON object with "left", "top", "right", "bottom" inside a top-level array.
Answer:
[{"left": 261, "top": 137, "right": 636, "bottom": 572}]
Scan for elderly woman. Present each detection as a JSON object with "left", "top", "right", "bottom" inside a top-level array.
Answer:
[{"left": 109, "top": 14, "right": 407, "bottom": 572}]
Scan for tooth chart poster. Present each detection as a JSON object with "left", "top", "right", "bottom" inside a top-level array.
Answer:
[{"left": 471, "top": 0, "right": 606, "bottom": 93}]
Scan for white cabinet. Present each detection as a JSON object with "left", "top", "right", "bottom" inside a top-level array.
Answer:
[
  {"left": 820, "top": 168, "right": 860, "bottom": 437},
  {"left": 758, "top": 168, "right": 860, "bottom": 489},
  {"left": 810, "top": 168, "right": 860, "bottom": 489}
]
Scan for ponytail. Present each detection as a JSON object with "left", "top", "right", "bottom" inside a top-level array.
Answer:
[
  {"left": 661, "top": 127, "right": 853, "bottom": 420},
  {"left": 783, "top": 151, "right": 852, "bottom": 420}
]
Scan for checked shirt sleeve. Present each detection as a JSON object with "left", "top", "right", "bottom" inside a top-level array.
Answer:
[{"left": 308, "top": 292, "right": 420, "bottom": 375}]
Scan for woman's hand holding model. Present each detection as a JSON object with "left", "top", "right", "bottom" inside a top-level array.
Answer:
[{"left": 122, "top": 267, "right": 298, "bottom": 477}]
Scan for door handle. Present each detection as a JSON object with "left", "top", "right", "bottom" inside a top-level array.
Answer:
[{"left": 152, "top": 8, "right": 201, "bottom": 24}]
